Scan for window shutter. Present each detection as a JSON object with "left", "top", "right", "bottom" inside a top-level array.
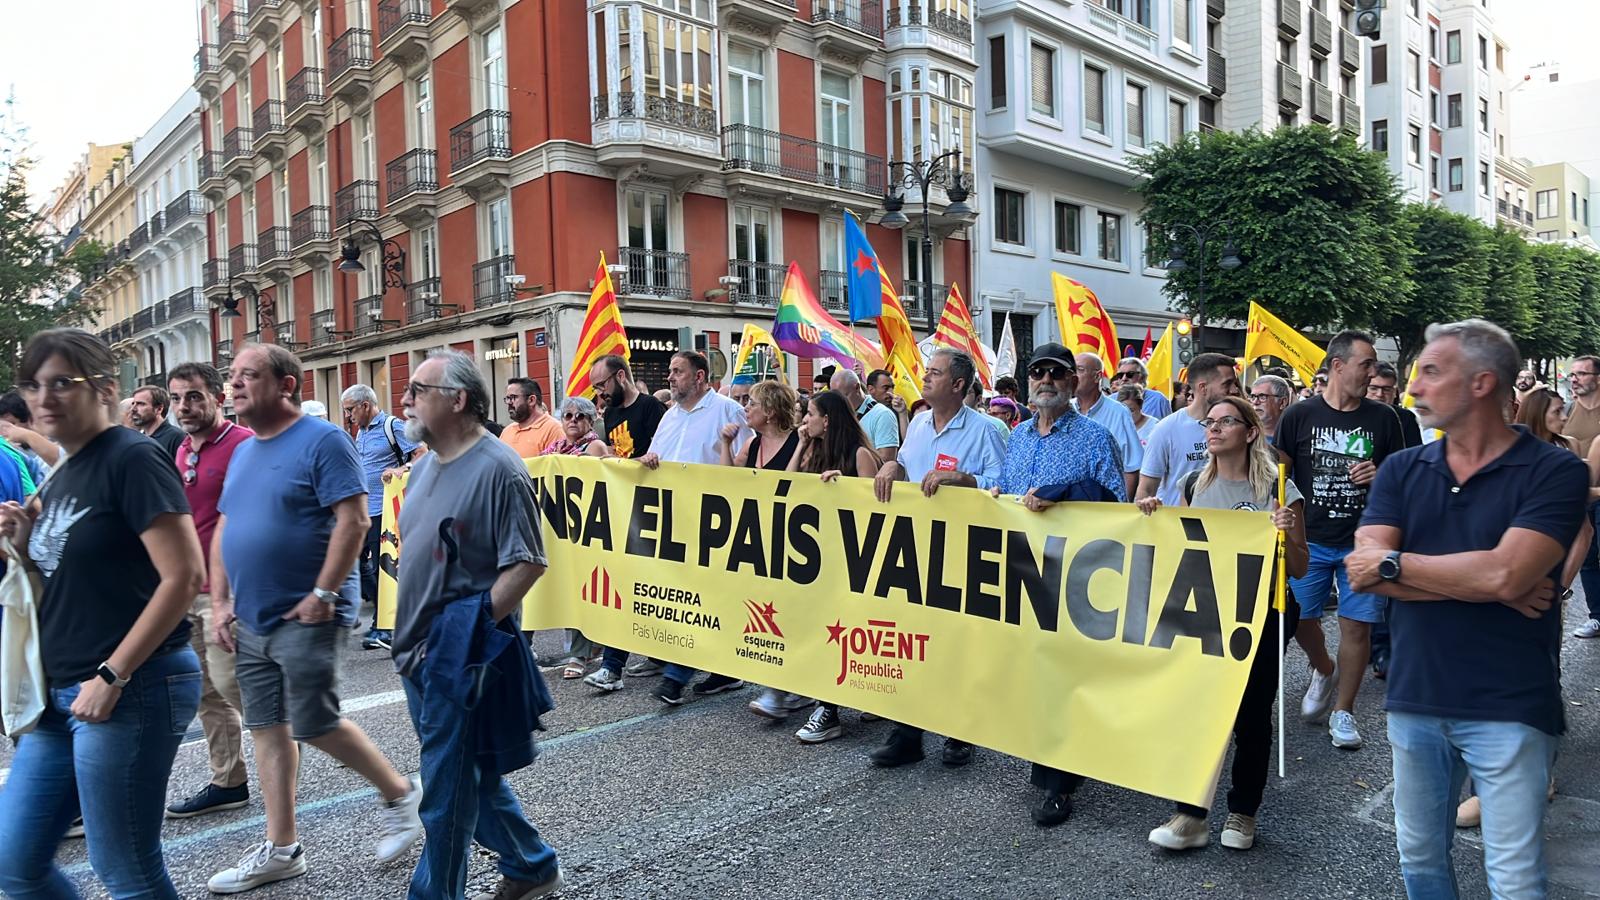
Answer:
[
  {"left": 1168, "top": 100, "right": 1184, "bottom": 140},
  {"left": 1030, "top": 44, "right": 1054, "bottom": 114},
  {"left": 1127, "top": 85, "right": 1145, "bottom": 144},
  {"left": 1173, "top": 0, "right": 1190, "bottom": 44},
  {"left": 1085, "top": 66, "right": 1105, "bottom": 131}
]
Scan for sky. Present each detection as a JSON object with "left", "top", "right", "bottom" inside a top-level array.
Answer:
[{"left": 1, "top": 1, "right": 1596, "bottom": 210}]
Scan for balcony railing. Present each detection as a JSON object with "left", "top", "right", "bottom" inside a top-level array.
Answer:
[
  {"left": 617, "top": 248, "right": 691, "bottom": 300},
  {"left": 203, "top": 258, "right": 228, "bottom": 288},
  {"left": 290, "top": 206, "right": 331, "bottom": 247},
  {"left": 1497, "top": 198, "right": 1510, "bottom": 216},
  {"left": 134, "top": 307, "right": 155, "bottom": 333},
  {"left": 1513, "top": 204, "right": 1526, "bottom": 221},
  {"left": 249, "top": 0, "right": 282, "bottom": 21},
  {"left": 378, "top": 0, "right": 432, "bottom": 42},
  {"left": 1207, "top": 49, "right": 1226, "bottom": 96},
  {"left": 153, "top": 298, "right": 170, "bottom": 326},
  {"left": 355, "top": 294, "right": 387, "bottom": 335},
  {"left": 253, "top": 100, "right": 285, "bottom": 139},
  {"left": 167, "top": 287, "right": 207, "bottom": 318},
  {"left": 928, "top": 10, "right": 972, "bottom": 40},
  {"left": 148, "top": 209, "right": 166, "bottom": 238},
  {"left": 406, "top": 277, "right": 449, "bottom": 323},
  {"left": 244, "top": 330, "right": 260, "bottom": 347},
  {"left": 1525, "top": 210, "right": 1534, "bottom": 225},
  {"left": 216, "top": 339, "right": 233, "bottom": 363},
  {"left": 328, "top": 28, "right": 374, "bottom": 82},
  {"left": 285, "top": 68, "right": 326, "bottom": 112},
  {"left": 218, "top": 11, "right": 246, "bottom": 45},
  {"left": 385, "top": 148, "right": 438, "bottom": 202},
  {"left": 334, "top": 180, "right": 380, "bottom": 226},
  {"left": 195, "top": 45, "right": 220, "bottom": 78},
  {"left": 812, "top": 0, "right": 883, "bottom": 38},
  {"left": 721, "top": 124, "right": 886, "bottom": 195},
  {"left": 473, "top": 255, "right": 517, "bottom": 308},
  {"left": 729, "top": 260, "right": 785, "bottom": 307},
  {"left": 904, "top": 280, "right": 948, "bottom": 320},
  {"left": 222, "top": 127, "right": 254, "bottom": 162},
  {"left": 198, "top": 151, "right": 224, "bottom": 183},
  {"left": 257, "top": 226, "right": 291, "bottom": 265},
  {"left": 310, "top": 308, "right": 338, "bottom": 346},
  {"left": 594, "top": 93, "right": 718, "bottom": 135},
  {"left": 449, "top": 110, "right": 511, "bottom": 171},
  {"left": 129, "top": 223, "right": 150, "bottom": 251},
  {"left": 227, "top": 243, "right": 258, "bottom": 277},
  {"left": 817, "top": 270, "right": 849, "bottom": 314},
  {"left": 166, "top": 190, "right": 206, "bottom": 223},
  {"left": 272, "top": 318, "right": 301, "bottom": 349}
]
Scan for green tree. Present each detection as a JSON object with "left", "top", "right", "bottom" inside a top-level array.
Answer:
[
  {"left": 1480, "top": 226, "right": 1537, "bottom": 353},
  {"left": 1370, "top": 204, "right": 1490, "bottom": 369},
  {"left": 1132, "top": 125, "right": 1412, "bottom": 332},
  {"left": 1523, "top": 242, "right": 1585, "bottom": 365}
]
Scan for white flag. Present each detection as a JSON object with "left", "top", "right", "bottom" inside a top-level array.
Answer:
[{"left": 995, "top": 313, "right": 1018, "bottom": 381}]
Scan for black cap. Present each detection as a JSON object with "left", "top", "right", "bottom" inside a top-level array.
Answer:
[{"left": 1027, "top": 342, "right": 1078, "bottom": 372}]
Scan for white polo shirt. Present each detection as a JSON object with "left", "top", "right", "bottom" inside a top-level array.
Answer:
[{"left": 648, "top": 389, "right": 751, "bottom": 465}]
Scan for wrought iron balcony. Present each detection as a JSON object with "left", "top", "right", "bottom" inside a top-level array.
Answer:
[
  {"left": 904, "top": 280, "right": 947, "bottom": 320},
  {"left": 167, "top": 287, "right": 207, "bottom": 318},
  {"left": 218, "top": 11, "right": 247, "bottom": 48},
  {"left": 728, "top": 260, "right": 785, "bottom": 307},
  {"left": 148, "top": 210, "right": 166, "bottom": 238},
  {"left": 406, "top": 277, "right": 452, "bottom": 323},
  {"left": 928, "top": 9, "right": 971, "bottom": 40},
  {"left": 1208, "top": 49, "right": 1226, "bottom": 97},
  {"left": 129, "top": 223, "right": 150, "bottom": 251},
  {"left": 327, "top": 28, "right": 374, "bottom": 99},
  {"left": 310, "top": 308, "right": 338, "bottom": 346},
  {"left": 271, "top": 318, "right": 301, "bottom": 350},
  {"left": 285, "top": 68, "right": 327, "bottom": 131},
  {"left": 355, "top": 294, "right": 388, "bottom": 335},
  {"left": 134, "top": 307, "right": 155, "bottom": 333},
  {"left": 593, "top": 93, "right": 717, "bottom": 135},
  {"left": 216, "top": 338, "right": 233, "bottom": 364},
  {"left": 166, "top": 190, "right": 207, "bottom": 224},
  {"left": 473, "top": 255, "right": 517, "bottom": 308},
  {"left": 153, "top": 298, "right": 169, "bottom": 326},
  {"left": 199, "top": 151, "right": 226, "bottom": 197},
  {"left": 450, "top": 109, "right": 511, "bottom": 170},
  {"left": 721, "top": 124, "right": 885, "bottom": 196},
  {"left": 812, "top": 0, "right": 883, "bottom": 38},
  {"left": 290, "top": 205, "right": 332, "bottom": 249},
  {"left": 257, "top": 226, "right": 292, "bottom": 269},
  {"left": 334, "top": 180, "right": 380, "bottom": 226},
  {"left": 253, "top": 101, "right": 287, "bottom": 157},
  {"left": 203, "top": 258, "right": 228, "bottom": 289},
  {"left": 617, "top": 248, "right": 691, "bottom": 300},
  {"left": 222, "top": 127, "right": 255, "bottom": 167},
  {"left": 227, "top": 243, "right": 258, "bottom": 278},
  {"left": 377, "top": 0, "right": 432, "bottom": 61},
  {"left": 817, "top": 270, "right": 849, "bottom": 314},
  {"left": 385, "top": 148, "right": 437, "bottom": 203}
]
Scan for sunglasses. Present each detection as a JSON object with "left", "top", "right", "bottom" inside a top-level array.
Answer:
[
  {"left": 184, "top": 449, "right": 201, "bottom": 486},
  {"left": 1028, "top": 363, "right": 1074, "bottom": 380},
  {"left": 561, "top": 412, "right": 591, "bottom": 421}
]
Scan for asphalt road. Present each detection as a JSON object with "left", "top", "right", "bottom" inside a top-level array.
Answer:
[{"left": 5, "top": 599, "right": 1599, "bottom": 900}]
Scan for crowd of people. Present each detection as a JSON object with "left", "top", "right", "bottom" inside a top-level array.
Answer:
[{"left": 0, "top": 315, "right": 1587, "bottom": 900}]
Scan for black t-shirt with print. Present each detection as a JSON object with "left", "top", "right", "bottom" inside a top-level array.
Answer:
[
  {"left": 1273, "top": 395, "right": 1406, "bottom": 547},
  {"left": 603, "top": 393, "right": 667, "bottom": 460},
  {"left": 31, "top": 426, "right": 192, "bottom": 687}
]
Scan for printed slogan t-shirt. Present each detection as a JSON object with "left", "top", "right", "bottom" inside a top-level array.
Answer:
[
  {"left": 1273, "top": 395, "right": 1405, "bottom": 547},
  {"left": 1139, "top": 410, "right": 1209, "bottom": 507}
]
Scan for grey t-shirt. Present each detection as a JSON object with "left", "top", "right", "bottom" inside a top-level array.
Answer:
[
  {"left": 1189, "top": 474, "right": 1304, "bottom": 512},
  {"left": 393, "top": 433, "right": 547, "bottom": 677}
]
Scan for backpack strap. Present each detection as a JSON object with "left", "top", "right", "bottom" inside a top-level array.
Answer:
[
  {"left": 1182, "top": 469, "right": 1201, "bottom": 506},
  {"left": 381, "top": 414, "right": 406, "bottom": 468}
]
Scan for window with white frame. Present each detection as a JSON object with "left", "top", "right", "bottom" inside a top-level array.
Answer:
[
  {"left": 1408, "top": 50, "right": 1421, "bottom": 91},
  {"left": 1478, "top": 163, "right": 1489, "bottom": 195},
  {"left": 1477, "top": 97, "right": 1488, "bottom": 132},
  {"left": 1173, "top": 0, "right": 1193, "bottom": 50},
  {"left": 624, "top": 187, "right": 670, "bottom": 257},
  {"left": 1448, "top": 157, "right": 1463, "bottom": 191},
  {"left": 819, "top": 70, "right": 855, "bottom": 184},
  {"left": 1535, "top": 190, "right": 1555, "bottom": 218},
  {"left": 726, "top": 43, "right": 765, "bottom": 129},
  {"left": 1084, "top": 63, "right": 1107, "bottom": 135},
  {"left": 1408, "top": 125, "right": 1421, "bottom": 165},
  {"left": 888, "top": 65, "right": 974, "bottom": 168},
  {"left": 1168, "top": 98, "right": 1187, "bottom": 142},
  {"left": 611, "top": 7, "right": 715, "bottom": 114},
  {"left": 994, "top": 186, "right": 1026, "bottom": 245},
  {"left": 732, "top": 204, "right": 775, "bottom": 299},
  {"left": 242, "top": 185, "right": 256, "bottom": 245},
  {"left": 485, "top": 195, "right": 512, "bottom": 259},
  {"left": 1029, "top": 42, "right": 1055, "bottom": 116},
  {"left": 482, "top": 25, "right": 508, "bottom": 111},
  {"left": 1372, "top": 119, "right": 1388, "bottom": 151},
  {"left": 988, "top": 35, "right": 1007, "bottom": 110},
  {"left": 315, "top": 264, "right": 332, "bottom": 313},
  {"left": 1054, "top": 200, "right": 1080, "bottom": 255},
  {"left": 354, "top": 112, "right": 375, "bottom": 180},
  {"left": 1126, "top": 82, "right": 1147, "bottom": 148},
  {"left": 1097, "top": 211, "right": 1122, "bottom": 263},
  {"left": 307, "top": 5, "right": 324, "bottom": 70},
  {"left": 310, "top": 142, "right": 327, "bottom": 207},
  {"left": 415, "top": 222, "right": 439, "bottom": 281},
  {"left": 414, "top": 73, "right": 433, "bottom": 148}
]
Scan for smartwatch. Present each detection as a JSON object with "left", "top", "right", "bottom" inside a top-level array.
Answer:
[
  {"left": 1378, "top": 551, "right": 1403, "bottom": 583},
  {"left": 312, "top": 587, "right": 341, "bottom": 606},
  {"left": 95, "top": 662, "right": 130, "bottom": 689}
]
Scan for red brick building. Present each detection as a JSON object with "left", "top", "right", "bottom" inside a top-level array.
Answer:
[{"left": 194, "top": 0, "right": 975, "bottom": 408}]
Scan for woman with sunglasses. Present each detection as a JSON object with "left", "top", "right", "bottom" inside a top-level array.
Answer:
[
  {"left": 0, "top": 329, "right": 204, "bottom": 898},
  {"left": 1135, "top": 395, "right": 1307, "bottom": 852},
  {"left": 539, "top": 396, "right": 615, "bottom": 679}
]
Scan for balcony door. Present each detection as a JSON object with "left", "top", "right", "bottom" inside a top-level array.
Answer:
[
  {"left": 414, "top": 74, "right": 434, "bottom": 149},
  {"left": 486, "top": 196, "right": 512, "bottom": 260},
  {"left": 820, "top": 218, "right": 846, "bottom": 312},
  {"left": 819, "top": 71, "right": 853, "bottom": 186},
  {"left": 726, "top": 44, "right": 767, "bottom": 168},
  {"left": 625, "top": 188, "right": 671, "bottom": 293},
  {"left": 732, "top": 205, "right": 774, "bottom": 302},
  {"left": 310, "top": 142, "right": 328, "bottom": 208},
  {"left": 483, "top": 25, "right": 508, "bottom": 112}
]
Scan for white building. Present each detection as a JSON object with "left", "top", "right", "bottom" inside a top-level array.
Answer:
[
  {"left": 1433, "top": 0, "right": 1497, "bottom": 224},
  {"left": 1215, "top": 0, "right": 1363, "bottom": 136},
  {"left": 973, "top": 0, "right": 1211, "bottom": 365},
  {"left": 124, "top": 89, "right": 211, "bottom": 381}
]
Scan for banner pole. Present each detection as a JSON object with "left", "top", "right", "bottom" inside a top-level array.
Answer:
[{"left": 1276, "top": 462, "right": 1288, "bottom": 778}]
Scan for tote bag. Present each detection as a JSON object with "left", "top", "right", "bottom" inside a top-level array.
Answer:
[{"left": 0, "top": 535, "right": 47, "bottom": 736}]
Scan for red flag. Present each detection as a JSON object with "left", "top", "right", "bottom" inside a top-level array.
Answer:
[{"left": 1140, "top": 327, "right": 1154, "bottom": 360}]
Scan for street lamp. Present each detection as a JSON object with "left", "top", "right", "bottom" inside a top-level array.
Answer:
[
  {"left": 1164, "top": 222, "right": 1242, "bottom": 348},
  {"left": 220, "top": 276, "right": 255, "bottom": 319},
  {"left": 879, "top": 149, "right": 977, "bottom": 333},
  {"left": 338, "top": 218, "right": 408, "bottom": 290}
]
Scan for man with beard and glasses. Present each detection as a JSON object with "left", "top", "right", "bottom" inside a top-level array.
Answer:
[
  {"left": 500, "top": 378, "right": 562, "bottom": 459},
  {"left": 164, "top": 363, "right": 255, "bottom": 821},
  {"left": 129, "top": 385, "right": 186, "bottom": 457},
  {"left": 590, "top": 355, "right": 666, "bottom": 462},
  {"left": 1247, "top": 375, "right": 1293, "bottom": 442},
  {"left": 1565, "top": 355, "right": 1600, "bottom": 639}
]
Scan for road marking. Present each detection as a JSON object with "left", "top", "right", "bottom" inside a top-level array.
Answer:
[{"left": 59, "top": 708, "right": 668, "bottom": 878}]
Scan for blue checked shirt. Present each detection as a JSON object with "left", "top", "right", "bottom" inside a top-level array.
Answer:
[{"left": 998, "top": 411, "right": 1128, "bottom": 501}]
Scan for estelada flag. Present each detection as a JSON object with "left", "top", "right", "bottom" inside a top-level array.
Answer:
[
  {"left": 932, "top": 283, "right": 992, "bottom": 389},
  {"left": 566, "top": 253, "right": 629, "bottom": 399},
  {"left": 1244, "top": 301, "right": 1325, "bottom": 388},
  {"left": 1052, "top": 273, "right": 1120, "bottom": 373}
]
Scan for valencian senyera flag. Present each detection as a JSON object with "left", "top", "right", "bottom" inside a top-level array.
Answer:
[
  {"left": 566, "top": 253, "right": 629, "bottom": 399},
  {"left": 933, "top": 284, "right": 992, "bottom": 389},
  {"left": 1053, "top": 273, "right": 1120, "bottom": 374},
  {"left": 771, "top": 262, "right": 883, "bottom": 374}
]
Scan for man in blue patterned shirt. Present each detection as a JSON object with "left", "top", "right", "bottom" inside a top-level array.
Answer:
[{"left": 998, "top": 343, "right": 1126, "bottom": 502}]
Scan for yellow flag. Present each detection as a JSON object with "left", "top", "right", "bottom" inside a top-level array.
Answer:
[
  {"left": 887, "top": 351, "right": 923, "bottom": 407},
  {"left": 1052, "top": 274, "right": 1120, "bottom": 373},
  {"left": 731, "top": 322, "right": 785, "bottom": 385},
  {"left": 1402, "top": 359, "right": 1418, "bottom": 409},
  {"left": 1146, "top": 323, "right": 1174, "bottom": 399},
  {"left": 1244, "top": 301, "right": 1325, "bottom": 387}
]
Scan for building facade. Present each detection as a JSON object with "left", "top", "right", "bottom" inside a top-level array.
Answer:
[
  {"left": 1214, "top": 0, "right": 1363, "bottom": 136},
  {"left": 1530, "top": 162, "right": 1592, "bottom": 244},
  {"left": 973, "top": 0, "right": 1211, "bottom": 365},
  {"left": 193, "top": 0, "right": 973, "bottom": 409},
  {"left": 78, "top": 148, "right": 147, "bottom": 391},
  {"left": 1513, "top": 68, "right": 1600, "bottom": 243}
]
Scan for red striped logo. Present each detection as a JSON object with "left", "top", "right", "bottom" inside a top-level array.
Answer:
[
  {"left": 743, "top": 600, "right": 784, "bottom": 637},
  {"left": 583, "top": 566, "right": 623, "bottom": 610}
]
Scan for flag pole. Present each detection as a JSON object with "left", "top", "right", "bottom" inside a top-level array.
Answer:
[{"left": 1276, "top": 462, "right": 1288, "bottom": 778}]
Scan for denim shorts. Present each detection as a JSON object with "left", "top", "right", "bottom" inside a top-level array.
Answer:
[
  {"left": 1291, "top": 542, "right": 1387, "bottom": 624},
  {"left": 235, "top": 620, "right": 343, "bottom": 740}
]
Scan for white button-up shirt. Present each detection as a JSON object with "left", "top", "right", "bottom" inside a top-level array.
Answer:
[
  {"left": 898, "top": 404, "right": 1007, "bottom": 489},
  {"left": 648, "top": 389, "right": 751, "bottom": 465}
]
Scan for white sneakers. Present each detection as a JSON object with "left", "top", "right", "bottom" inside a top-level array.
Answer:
[
  {"left": 748, "top": 689, "right": 812, "bottom": 719},
  {"left": 375, "top": 775, "right": 425, "bottom": 865},
  {"left": 1300, "top": 664, "right": 1337, "bottom": 723},
  {"left": 1148, "top": 814, "right": 1209, "bottom": 850},
  {"left": 1329, "top": 710, "right": 1363, "bottom": 749},
  {"left": 583, "top": 667, "right": 625, "bottom": 692},
  {"left": 208, "top": 841, "right": 308, "bottom": 894},
  {"left": 1574, "top": 618, "right": 1600, "bottom": 639}
]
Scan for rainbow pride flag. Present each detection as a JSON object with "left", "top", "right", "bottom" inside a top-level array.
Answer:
[{"left": 771, "top": 262, "right": 883, "bottom": 373}]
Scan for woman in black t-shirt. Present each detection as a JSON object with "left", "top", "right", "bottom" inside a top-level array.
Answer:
[{"left": 0, "top": 329, "right": 204, "bottom": 899}]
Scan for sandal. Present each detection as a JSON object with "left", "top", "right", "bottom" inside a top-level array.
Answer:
[{"left": 562, "top": 659, "right": 589, "bottom": 679}]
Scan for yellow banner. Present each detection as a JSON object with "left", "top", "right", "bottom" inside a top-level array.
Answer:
[{"left": 380, "top": 457, "right": 1276, "bottom": 806}]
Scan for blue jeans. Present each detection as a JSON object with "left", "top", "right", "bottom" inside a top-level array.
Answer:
[
  {"left": 1576, "top": 505, "right": 1600, "bottom": 619},
  {"left": 402, "top": 671, "right": 558, "bottom": 900},
  {"left": 0, "top": 648, "right": 201, "bottom": 899},
  {"left": 1389, "top": 711, "right": 1559, "bottom": 900},
  {"left": 1291, "top": 542, "right": 1386, "bottom": 623}
]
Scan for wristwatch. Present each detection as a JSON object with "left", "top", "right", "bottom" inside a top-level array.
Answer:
[
  {"left": 95, "top": 662, "right": 130, "bottom": 689},
  {"left": 312, "top": 587, "right": 341, "bottom": 606},
  {"left": 1378, "top": 551, "right": 1403, "bottom": 583}
]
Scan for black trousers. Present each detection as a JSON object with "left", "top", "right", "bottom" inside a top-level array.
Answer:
[
  {"left": 359, "top": 516, "right": 383, "bottom": 630},
  {"left": 1033, "top": 597, "right": 1298, "bottom": 819}
]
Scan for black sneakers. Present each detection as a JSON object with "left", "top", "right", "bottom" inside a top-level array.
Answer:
[
  {"left": 167, "top": 782, "right": 251, "bottom": 819},
  {"left": 653, "top": 679, "right": 687, "bottom": 706},
  {"left": 691, "top": 674, "right": 746, "bottom": 696},
  {"left": 941, "top": 738, "right": 975, "bottom": 767},
  {"left": 1032, "top": 792, "right": 1073, "bottom": 828},
  {"left": 869, "top": 733, "right": 925, "bottom": 768}
]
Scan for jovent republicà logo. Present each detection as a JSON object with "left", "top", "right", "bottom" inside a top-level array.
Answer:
[
  {"left": 827, "top": 618, "right": 930, "bottom": 686},
  {"left": 742, "top": 600, "right": 784, "bottom": 638},
  {"left": 583, "top": 566, "right": 623, "bottom": 610}
]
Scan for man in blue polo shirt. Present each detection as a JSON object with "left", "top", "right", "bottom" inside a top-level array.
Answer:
[
  {"left": 340, "top": 384, "right": 421, "bottom": 651},
  {"left": 1345, "top": 319, "right": 1585, "bottom": 899},
  {"left": 868, "top": 347, "right": 1006, "bottom": 770},
  {"left": 831, "top": 368, "right": 899, "bottom": 464}
]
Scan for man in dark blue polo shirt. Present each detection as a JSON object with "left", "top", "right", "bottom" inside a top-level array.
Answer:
[{"left": 1345, "top": 318, "right": 1585, "bottom": 899}]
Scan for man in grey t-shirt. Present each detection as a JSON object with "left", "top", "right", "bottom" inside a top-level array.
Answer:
[{"left": 393, "top": 351, "right": 563, "bottom": 899}]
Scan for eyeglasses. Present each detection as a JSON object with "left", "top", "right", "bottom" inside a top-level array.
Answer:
[
  {"left": 1247, "top": 392, "right": 1281, "bottom": 403},
  {"left": 405, "top": 381, "right": 458, "bottom": 398},
  {"left": 1028, "top": 363, "right": 1073, "bottom": 380},
  {"left": 15, "top": 375, "right": 107, "bottom": 397},
  {"left": 733, "top": 394, "right": 752, "bottom": 406},
  {"left": 184, "top": 449, "right": 201, "bottom": 486},
  {"left": 1200, "top": 415, "right": 1247, "bottom": 430},
  {"left": 1571, "top": 370, "right": 1599, "bottom": 379}
]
